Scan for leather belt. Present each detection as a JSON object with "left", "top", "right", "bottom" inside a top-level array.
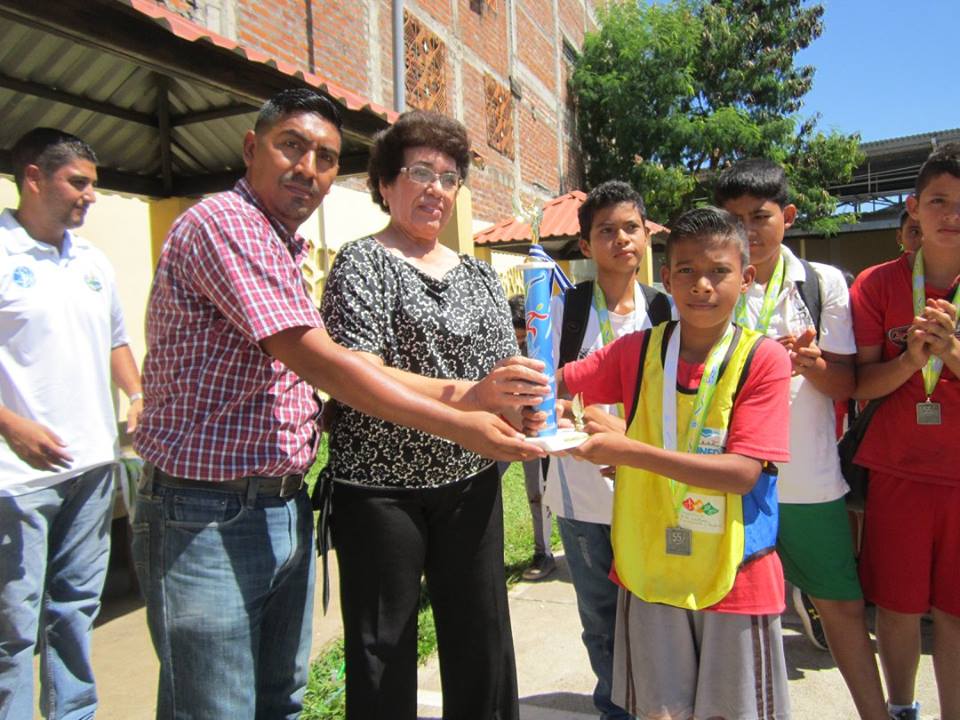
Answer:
[{"left": 152, "top": 468, "right": 305, "bottom": 499}]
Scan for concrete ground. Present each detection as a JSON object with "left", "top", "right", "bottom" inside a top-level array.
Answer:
[{"left": 37, "top": 546, "right": 941, "bottom": 719}]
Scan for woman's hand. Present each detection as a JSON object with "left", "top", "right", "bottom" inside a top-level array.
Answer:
[
  {"left": 451, "top": 410, "right": 545, "bottom": 462},
  {"left": 466, "top": 356, "right": 549, "bottom": 413}
]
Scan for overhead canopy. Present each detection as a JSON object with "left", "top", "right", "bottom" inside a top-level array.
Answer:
[
  {"left": 0, "top": 0, "right": 395, "bottom": 198},
  {"left": 474, "top": 190, "right": 668, "bottom": 260},
  {"left": 828, "top": 127, "right": 960, "bottom": 206}
]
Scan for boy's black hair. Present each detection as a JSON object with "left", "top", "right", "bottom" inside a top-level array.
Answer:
[
  {"left": 507, "top": 294, "right": 525, "bottom": 329},
  {"left": 915, "top": 142, "right": 960, "bottom": 197},
  {"left": 254, "top": 88, "right": 343, "bottom": 135},
  {"left": 578, "top": 180, "right": 646, "bottom": 240},
  {"left": 899, "top": 209, "right": 911, "bottom": 228},
  {"left": 10, "top": 128, "right": 97, "bottom": 189},
  {"left": 665, "top": 206, "right": 749, "bottom": 268},
  {"left": 713, "top": 158, "right": 789, "bottom": 208}
]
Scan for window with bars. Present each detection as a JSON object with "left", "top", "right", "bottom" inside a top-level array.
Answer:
[
  {"left": 484, "top": 74, "right": 514, "bottom": 158},
  {"left": 404, "top": 11, "right": 447, "bottom": 114},
  {"left": 469, "top": 0, "right": 498, "bottom": 15}
]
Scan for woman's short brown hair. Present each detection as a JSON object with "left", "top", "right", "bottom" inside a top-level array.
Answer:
[{"left": 367, "top": 110, "right": 471, "bottom": 212}]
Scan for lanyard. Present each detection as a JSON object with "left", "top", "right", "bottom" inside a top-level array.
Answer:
[
  {"left": 661, "top": 323, "right": 736, "bottom": 520},
  {"left": 735, "top": 252, "right": 784, "bottom": 333},
  {"left": 911, "top": 248, "right": 960, "bottom": 399},
  {"left": 592, "top": 280, "right": 644, "bottom": 417}
]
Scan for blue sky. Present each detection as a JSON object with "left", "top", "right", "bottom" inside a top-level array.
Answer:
[{"left": 796, "top": 1, "right": 960, "bottom": 142}]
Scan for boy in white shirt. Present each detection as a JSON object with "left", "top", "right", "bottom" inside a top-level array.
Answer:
[{"left": 716, "top": 159, "right": 887, "bottom": 720}]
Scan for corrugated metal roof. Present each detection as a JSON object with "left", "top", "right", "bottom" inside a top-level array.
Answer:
[
  {"left": 860, "top": 128, "right": 960, "bottom": 156},
  {"left": 474, "top": 190, "right": 668, "bottom": 258},
  {"left": 0, "top": 0, "right": 394, "bottom": 197}
]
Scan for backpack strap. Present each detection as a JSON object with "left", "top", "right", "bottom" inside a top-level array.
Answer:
[
  {"left": 559, "top": 280, "right": 594, "bottom": 368},
  {"left": 640, "top": 283, "right": 672, "bottom": 326},
  {"left": 624, "top": 323, "right": 665, "bottom": 430},
  {"left": 795, "top": 259, "right": 822, "bottom": 340}
]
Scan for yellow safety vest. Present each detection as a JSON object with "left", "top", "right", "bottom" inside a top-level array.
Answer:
[{"left": 612, "top": 322, "right": 777, "bottom": 610}]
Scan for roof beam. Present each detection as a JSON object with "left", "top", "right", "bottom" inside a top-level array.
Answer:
[
  {"left": 171, "top": 105, "right": 258, "bottom": 127},
  {"left": 0, "top": 71, "right": 158, "bottom": 127}
]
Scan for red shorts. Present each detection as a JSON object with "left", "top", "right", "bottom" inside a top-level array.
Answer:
[{"left": 859, "top": 472, "right": 960, "bottom": 616}]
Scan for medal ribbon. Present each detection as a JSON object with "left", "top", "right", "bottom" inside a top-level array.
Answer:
[
  {"left": 592, "top": 280, "right": 645, "bottom": 417},
  {"left": 735, "top": 253, "right": 784, "bottom": 333},
  {"left": 661, "top": 323, "right": 736, "bottom": 522},
  {"left": 911, "top": 248, "right": 960, "bottom": 399}
]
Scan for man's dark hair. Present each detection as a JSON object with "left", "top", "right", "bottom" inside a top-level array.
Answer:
[
  {"left": 665, "top": 206, "right": 749, "bottom": 268},
  {"left": 254, "top": 88, "right": 343, "bottom": 135},
  {"left": 508, "top": 294, "right": 525, "bottom": 330},
  {"left": 10, "top": 128, "right": 97, "bottom": 189},
  {"left": 367, "top": 110, "right": 471, "bottom": 213},
  {"left": 714, "top": 158, "right": 789, "bottom": 208},
  {"left": 915, "top": 142, "right": 960, "bottom": 197},
  {"left": 578, "top": 180, "right": 647, "bottom": 240}
]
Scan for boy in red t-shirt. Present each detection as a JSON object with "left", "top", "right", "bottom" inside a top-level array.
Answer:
[
  {"left": 850, "top": 143, "right": 960, "bottom": 720},
  {"left": 558, "top": 207, "right": 792, "bottom": 719}
]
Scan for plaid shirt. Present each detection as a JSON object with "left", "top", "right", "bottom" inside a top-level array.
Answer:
[{"left": 135, "top": 179, "right": 324, "bottom": 480}]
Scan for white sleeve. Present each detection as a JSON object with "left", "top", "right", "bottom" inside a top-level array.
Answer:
[{"left": 812, "top": 263, "right": 856, "bottom": 355}]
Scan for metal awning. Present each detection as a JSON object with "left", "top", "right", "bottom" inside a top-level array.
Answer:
[{"left": 0, "top": 0, "right": 395, "bottom": 197}]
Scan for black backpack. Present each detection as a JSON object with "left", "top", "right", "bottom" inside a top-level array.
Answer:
[
  {"left": 558, "top": 280, "right": 672, "bottom": 368},
  {"left": 794, "top": 258, "right": 822, "bottom": 341}
]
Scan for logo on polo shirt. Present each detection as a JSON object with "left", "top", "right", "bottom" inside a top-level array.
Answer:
[
  {"left": 84, "top": 273, "right": 103, "bottom": 292},
  {"left": 12, "top": 266, "right": 35, "bottom": 288}
]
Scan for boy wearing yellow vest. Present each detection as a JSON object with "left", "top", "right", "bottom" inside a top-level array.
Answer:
[
  {"left": 715, "top": 160, "right": 887, "bottom": 720},
  {"left": 850, "top": 144, "right": 960, "bottom": 720},
  {"left": 560, "top": 207, "right": 793, "bottom": 719}
]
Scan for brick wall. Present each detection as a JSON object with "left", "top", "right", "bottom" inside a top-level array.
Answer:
[{"left": 182, "top": 0, "right": 596, "bottom": 223}]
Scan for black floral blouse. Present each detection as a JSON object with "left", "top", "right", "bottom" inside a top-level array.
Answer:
[{"left": 320, "top": 236, "right": 519, "bottom": 488}]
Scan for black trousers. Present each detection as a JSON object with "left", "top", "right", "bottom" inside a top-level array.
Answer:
[{"left": 332, "top": 464, "right": 519, "bottom": 720}]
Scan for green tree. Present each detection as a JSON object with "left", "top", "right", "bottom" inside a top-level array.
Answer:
[{"left": 571, "top": 0, "right": 863, "bottom": 233}]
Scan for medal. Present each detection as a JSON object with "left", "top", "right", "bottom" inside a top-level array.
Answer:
[
  {"left": 912, "top": 249, "right": 960, "bottom": 425},
  {"left": 916, "top": 401, "right": 942, "bottom": 425},
  {"left": 666, "top": 526, "right": 692, "bottom": 556}
]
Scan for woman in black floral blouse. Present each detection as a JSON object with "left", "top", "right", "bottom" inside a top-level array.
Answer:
[{"left": 320, "top": 110, "right": 540, "bottom": 720}]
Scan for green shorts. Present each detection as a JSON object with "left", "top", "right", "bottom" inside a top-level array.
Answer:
[{"left": 776, "top": 498, "right": 863, "bottom": 601}]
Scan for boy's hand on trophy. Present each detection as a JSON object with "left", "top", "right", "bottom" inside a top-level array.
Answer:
[{"left": 520, "top": 406, "right": 549, "bottom": 436}]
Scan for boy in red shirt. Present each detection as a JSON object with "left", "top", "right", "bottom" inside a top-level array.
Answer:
[
  {"left": 850, "top": 143, "right": 960, "bottom": 720},
  {"left": 559, "top": 207, "right": 792, "bottom": 719}
]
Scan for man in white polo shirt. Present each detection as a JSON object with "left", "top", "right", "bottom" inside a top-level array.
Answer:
[{"left": 0, "top": 128, "right": 142, "bottom": 719}]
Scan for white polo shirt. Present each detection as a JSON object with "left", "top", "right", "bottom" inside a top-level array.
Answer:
[
  {"left": 0, "top": 209, "right": 128, "bottom": 495},
  {"left": 739, "top": 244, "right": 857, "bottom": 504}
]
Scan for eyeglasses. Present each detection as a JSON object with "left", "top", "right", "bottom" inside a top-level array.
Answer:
[{"left": 400, "top": 165, "right": 461, "bottom": 191}]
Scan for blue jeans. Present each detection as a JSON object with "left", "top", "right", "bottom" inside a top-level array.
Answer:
[
  {"left": 131, "top": 467, "right": 315, "bottom": 719},
  {"left": 0, "top": 464, "right": 114, "bottom": 720},
  {"left": 557, "top": 517, "right": 632, "bottom": 720}
]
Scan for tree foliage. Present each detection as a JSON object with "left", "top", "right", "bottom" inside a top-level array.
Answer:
[{"left": 571, "top": 0, "right": 863, "bottom": 233}]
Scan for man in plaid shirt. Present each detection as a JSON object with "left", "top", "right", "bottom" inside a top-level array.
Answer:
[{"left": 133, "top": 89, "right": 544, "bottom": 719}]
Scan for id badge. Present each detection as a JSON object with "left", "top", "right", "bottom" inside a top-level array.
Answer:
[
  {"left": 665, "top": 526, "right": 692, "bottom": 556},
  {"left": 916, "top": 401, "right": 942, "bottom": 425}
]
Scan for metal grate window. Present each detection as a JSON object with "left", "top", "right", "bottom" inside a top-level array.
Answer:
[
  {"left": 484, "top": 74, "right": 514, "bottom": 158},
  {"left": 404, "top": 11, "right": 447, "bottom": 114}
]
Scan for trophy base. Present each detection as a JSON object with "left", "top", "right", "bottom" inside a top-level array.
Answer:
[{"left": 524, "top": 429, "right": 589, "bottom": 453}]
